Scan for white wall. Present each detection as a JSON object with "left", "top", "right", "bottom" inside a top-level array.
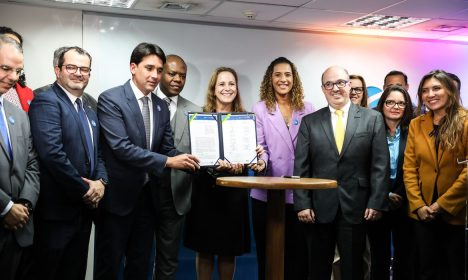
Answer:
[{"left": 1, "top": 3, "right": 468, "bottom": 110}]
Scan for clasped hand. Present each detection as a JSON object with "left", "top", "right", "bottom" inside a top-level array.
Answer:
[
  {"left": 3, "top": 203, "right": 30, "bottom": 231},
  {"left": 82, "top": 177, "right": 105, "bottom": 209}
]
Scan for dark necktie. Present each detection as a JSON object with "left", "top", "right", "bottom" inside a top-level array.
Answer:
[
  {"left": 76, "top": 98, "right": 94, "bottom": 175},
  {"left": 0, "top": 100, "right": 13, "bottom": 159},
  {"left": 141, "top": 96, "right": 151, "bottom": 149}
]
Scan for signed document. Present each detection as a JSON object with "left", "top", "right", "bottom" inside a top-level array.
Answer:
[{"left": 188, "top": 112, "right": 257, "bottom": 166}]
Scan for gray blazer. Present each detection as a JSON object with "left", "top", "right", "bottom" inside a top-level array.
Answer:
[
  {"left": 169, "top": 96, "right": 201, "bottom": 215},
  {"left": 0, "top": 100, "right": 40, "bottom": 247},
  {"left": 294, "top": 103, "right": 390, "bottom": 224}
]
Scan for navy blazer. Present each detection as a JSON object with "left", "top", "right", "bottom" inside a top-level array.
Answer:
[
  {"left": 97, "top": 80, "right": 178, "bottom": 216},
  {"left": 29, "top": 82, "right": 107, "bottom": 220}
]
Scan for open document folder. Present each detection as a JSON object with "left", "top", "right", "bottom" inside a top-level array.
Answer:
[{"left": 188, "top": 112, "right": 258, "bottom": 166}]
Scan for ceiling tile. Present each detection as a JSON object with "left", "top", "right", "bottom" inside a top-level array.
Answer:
[
  {"left": 442, "top": 8, "right": 468, "bottom": 20},
  {"left": 378, "top": 0, "right": 468, "bottom": 18},
  {"left": 275, "top": 7, "right": 364, "bottom": 26},
  {"left": 208, "top": 1, "right": 295, "bottom": 21},
  {"left": 227, "top": 0, "right": 311, "bottom": 7},
  {"left": 134, "top": 0, "right": 220, "bottom": 14},
  {"left": 303, "top": 0, "right": 402, "bottom": 13}
]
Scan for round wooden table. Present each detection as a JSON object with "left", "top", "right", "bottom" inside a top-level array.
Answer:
[{"left": 216, "top": 177, "right": 337, "bottom": 280}]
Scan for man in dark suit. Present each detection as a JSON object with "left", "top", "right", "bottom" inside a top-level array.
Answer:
[
  {"left": 95, "top": 43, "right": 199, "bottom": 280},
  {"left": 34, "top": 46, "right": 98, "bottom": 112},
  {"left": 29, "top": 46, "right": 108, "bottom": 280},
  {"left": 154, "top": 54, "right": 201, "bottom": 279},
  {"left": 0, "top": 35, "right": 39, "bottom": 280},
  {"left": 294, "top": 66, "right": 389, "bottom": 280}
]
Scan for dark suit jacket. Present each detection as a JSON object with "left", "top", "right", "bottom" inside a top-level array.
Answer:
[
  {"left": 34, "top": 84, "right": 97, "bottom": 112},
  {"left": 294, "top": 103, "right": 390, "bottom": 224},
  {"left": 29, "top": 82, "right": 107, "bottom": 221},
  {"left": 0, "top": 100, "right": 39, "bottom": 247},
  {"left": 166, "top": 96, "right": 201, "bottom": 215},
  {"left": 97, "top": 80, "right": 178, "bottom": 216}
]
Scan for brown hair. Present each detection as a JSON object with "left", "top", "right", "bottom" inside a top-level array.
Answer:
[
  {"left": 203, "top": 67, "right": 245, "bottom": 113},
  {"left": 417, "top": 69, "right": 467, "bottom": 150},
  {"left": 349, "top": 74, "right": 368, "bottom": 107},
  {"left": 259, "top": 57, "right": 305, "bottom": 112}
]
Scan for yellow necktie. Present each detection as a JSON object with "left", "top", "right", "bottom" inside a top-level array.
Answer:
[{"left": 335, "top": 109, "right": 344, "bottom": 153}]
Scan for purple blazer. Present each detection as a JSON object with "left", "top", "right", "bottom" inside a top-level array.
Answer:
[{"left": 251, "top": 100, "right": 314, "bottom": 204}]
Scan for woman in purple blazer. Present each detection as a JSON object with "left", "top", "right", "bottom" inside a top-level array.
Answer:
[{"left": 251, "top": 57, "right": 314, "bottom": 280}]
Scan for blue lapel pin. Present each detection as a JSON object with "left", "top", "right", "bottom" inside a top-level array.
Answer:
[
  {"left": 8, "top": 116, "right": 15, "bottom": 125},
  {"left": 91, "top": 120, "right": 97, "bottom": 127},
  {"left": 293, "top": 119, "right": 299, "bottom": 125},
  {"left": 157, "top": 105, "right": 161, "bottom": 112}
]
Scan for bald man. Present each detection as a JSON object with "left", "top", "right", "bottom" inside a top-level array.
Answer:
[
  {"left": 294, "top": 66, "right": 389, "bottom": 280},
  {"left": 153, "top": 54, "right": 201, "bottom": 279}
]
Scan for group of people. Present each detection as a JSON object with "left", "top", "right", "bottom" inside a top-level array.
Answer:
[{"left": 0, "top": 25, "right": 466, "bottom": 280}]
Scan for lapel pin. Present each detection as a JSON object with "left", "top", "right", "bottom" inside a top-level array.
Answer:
[
  {"left": 8, "top": 116, "right": 15, "bottom": 125},
  {"left": 27, "top": 100, "right": 31, "bottom": 105},
  {"left": 293, "top": 119, "right": 299, "bottom": 125},
  {"left": 91, "top": 120, "right": 97, "bottom": 127},
  {"left": 157, "top": 105, "right": 161, "bottom": 112}
]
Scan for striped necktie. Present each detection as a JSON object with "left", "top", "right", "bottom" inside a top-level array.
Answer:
[{"left": 141, "top": 96, "right": 151, "bottom": 149}]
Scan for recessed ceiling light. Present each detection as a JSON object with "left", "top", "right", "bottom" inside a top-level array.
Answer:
[
  {"left": 55, "top": 0, "right": 136, "bottom": 8},
  {"left": 344, "top": 14, "right": 429, "bottom": 29},
  {"left": 431, "top": 25, "right": 465, "bottom": 32}
]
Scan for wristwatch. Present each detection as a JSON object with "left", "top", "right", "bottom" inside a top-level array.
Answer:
[{"left": 99, "top": 178, "right": 109, "bottom": 186}]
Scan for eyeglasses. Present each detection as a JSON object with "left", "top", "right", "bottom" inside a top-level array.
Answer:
[
  {"left": 61, "top": 64, "right": 91, "bottom": 75},
  {"left": 322, "top": 80, "right": 348, "bottom": 90},
  {"left": 384, "top": 100, "right": 406, "bottom": 108},
  {"left": 351, "top": 87, "right": 364, "bottom": 94},
  {"left": 0, "top": 64, "right": 24, "bottom": 77}
]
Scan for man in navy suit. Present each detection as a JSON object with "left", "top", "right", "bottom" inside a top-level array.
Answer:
[
  {"left": 95, "top": 43, "right": 199, "bottom": 280},
  {"left": 29, "top": 46, "right": 108, "bottom": 280}
]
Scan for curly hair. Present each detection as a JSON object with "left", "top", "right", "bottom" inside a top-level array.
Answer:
[
  {"left": 416, "top": 69, "right": 467, "bottom": 150},
  {"left": 349, "top": 74, "right": 368, "bottom": 107},
  {"left": 259, "top": 57, "right": 305, "bottom": 112},
  {"left": 203, "top": 67, "right": 245, "bottom": 113},
  {"left": 376, "top": 85, "right": 413, "bottom": 132}
]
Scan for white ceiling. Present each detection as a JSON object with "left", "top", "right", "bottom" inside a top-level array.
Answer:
[{"left": 6, "top": 0, "right": 468, "bottom": 42}]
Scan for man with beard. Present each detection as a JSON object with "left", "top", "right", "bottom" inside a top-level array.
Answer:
[{"left": 29, "top": 46, "right": 107, "bottom": 279}]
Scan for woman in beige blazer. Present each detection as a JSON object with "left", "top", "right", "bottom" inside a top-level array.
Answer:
[{"left": 403, "top": 70, "right": 467, "bottom": 280}]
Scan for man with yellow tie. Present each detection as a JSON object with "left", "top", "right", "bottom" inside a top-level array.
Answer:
[{"left": 294, "top": 66, "right": 390, "bottom": 280}]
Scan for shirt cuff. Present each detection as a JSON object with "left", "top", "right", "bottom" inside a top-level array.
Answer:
[{"left": 1, "top": 201, "right": 14, "bottom": 217}]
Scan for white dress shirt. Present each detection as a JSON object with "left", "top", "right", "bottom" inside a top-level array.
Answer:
[{"left": 130, "top": 80, "right": 154, "bottom": 148}]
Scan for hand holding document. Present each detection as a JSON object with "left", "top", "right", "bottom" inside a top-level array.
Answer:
[{"left": 188, "top": 112, "right": 258, "bottom": 166}]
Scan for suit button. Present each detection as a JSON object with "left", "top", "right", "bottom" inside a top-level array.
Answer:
[{"left": 434, "top": 169, "right": 437, "bottom": 173}]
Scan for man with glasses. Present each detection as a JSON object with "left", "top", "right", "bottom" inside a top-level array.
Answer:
[
  {"left": 29, "top": 46, "right": 108, "bottom": 279},
  {"left": 34, "top": 47, "right": 98, "bottom": 112},
  {"left": 0, "top": 27, "right": 35, "bottom": 112},
  {"left": 0, "top": 35, "right": 39, "bottom": 280},
  {"left": 294, "top": 66, "right": 389, "bottom": 280}
]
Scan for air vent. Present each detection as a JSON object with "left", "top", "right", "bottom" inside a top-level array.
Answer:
[
  {"left": 160, "top": 2, "right": 192, "bottom": 11},
  {"left": 431, "top": 25, "right": 465, "bottom": 32}
]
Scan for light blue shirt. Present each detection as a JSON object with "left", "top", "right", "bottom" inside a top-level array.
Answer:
[{"left": 387, "top": 126, "right": 401, "bottom": 180}]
